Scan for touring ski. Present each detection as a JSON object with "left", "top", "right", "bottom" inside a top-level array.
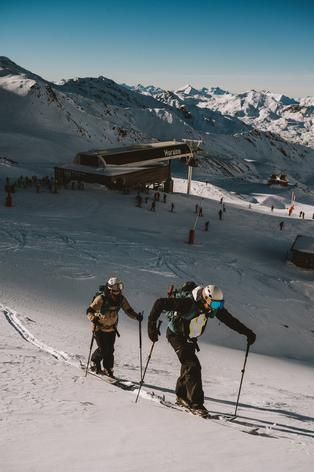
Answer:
[
  {"left": 146, "top": 391, "right": 278, "bottom": 437},
  {"left": 80, "top": 362, "right": 138, "bottom": 391}
]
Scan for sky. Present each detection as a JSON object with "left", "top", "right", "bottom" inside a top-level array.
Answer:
[{"left": 1, "top": 0, "right": 314, "bottom": 97}]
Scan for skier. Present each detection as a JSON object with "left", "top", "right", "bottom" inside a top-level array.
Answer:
[
  {"left": 135, "top": 194, "right": 142, "bottom": 207},
  {"left": 86, "top": 277, "right": 143, "bottom": 376},
  {"left": 147, "top": 283, "right": 256, "bottom": 415},
  {"left": 279, "top": 221, "right": 284, "bottom": 231}
]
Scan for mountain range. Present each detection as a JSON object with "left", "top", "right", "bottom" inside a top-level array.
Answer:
[{"left": 0, "top": 56, "right": 314, "bottom": 187}]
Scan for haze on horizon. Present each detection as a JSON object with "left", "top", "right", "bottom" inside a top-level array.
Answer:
[{"left": 1, "top": 0, "right": 314, "bottom": 98}]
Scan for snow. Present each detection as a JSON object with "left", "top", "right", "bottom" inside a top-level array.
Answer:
[
  {"left": 0, "top": 174, "right": 314, "bottom": 472},
  {"left": 0, "top": 56, "right": 314, "bottom": 471}
]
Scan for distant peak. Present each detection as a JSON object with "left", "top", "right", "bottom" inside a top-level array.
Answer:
[
  {"left": 0, "top": 56, "right": 47, "bottom": 85},
  {"left": 208, "top": 86, "right": 229, "bottom": 95},
  {"left": 175, "top": 84, "right": 199, "bottom": 95},
  {"left": 0, "top": 56, "right": 17, "bottom": 66}
]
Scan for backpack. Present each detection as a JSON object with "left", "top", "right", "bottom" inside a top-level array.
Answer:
[
  {"left": 166, "top": 281, "right": 212, "bottom": 340},
  {"left": 91, "top": 284, "right": 107, "bottom": 302},
  {"left": 166, "top": 281, "right": 197, "bottom": 323}
]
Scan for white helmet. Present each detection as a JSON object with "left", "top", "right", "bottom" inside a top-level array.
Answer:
[
  {"left": 107, "top": 276, "right": 124, "bottom": 292},
  {"left": 202, "top": 285, "right": 224, "bottom": 305}
]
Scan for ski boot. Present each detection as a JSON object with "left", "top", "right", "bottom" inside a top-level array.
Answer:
[
  {"left": 175, "top": 396, "right": 190, "bottom": 408},
  {"left": 90, "top": 361, "right": 103, "bottom": 375},
  {"left": 189, "top": 403, "right": 209, "bottom": 417},
  {"left": 103, "top": 368, "right": 115, "bottom": 378}
]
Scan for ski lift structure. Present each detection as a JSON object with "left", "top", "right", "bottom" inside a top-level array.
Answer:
[
  {"left": 181, "top": 139, "right": 202, "bottom": 195},
  {"left": 55, "top": 141, "right": 195, "bottom": 192}
]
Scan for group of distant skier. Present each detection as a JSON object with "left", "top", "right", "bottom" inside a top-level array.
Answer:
[
  {"left": 86, "top": 276, "right": 256, "bottom": 416},
  {"left": 135, "top": 191, "right": 175, "bottom": 212}
]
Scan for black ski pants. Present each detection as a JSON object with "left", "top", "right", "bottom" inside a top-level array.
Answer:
[
  {"left": 92, "top": 331, "right": 116, "bottom": 370},
  {"left": 167, "top": 329, "right": 204, "bottom": 407}
]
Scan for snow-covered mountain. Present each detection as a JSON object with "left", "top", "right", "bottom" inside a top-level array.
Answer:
[
  {"left": 138, "top": 82, "right": 314, "bottom": 149},
  {"left": 1, "top": 56, "right": 314, "bottom": 188}
]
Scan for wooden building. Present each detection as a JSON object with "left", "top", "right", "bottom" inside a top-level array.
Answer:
[
  {"left": 55, "top": 141, "right": 193, "bottom": 191},
  {"left": 288, "top": 235, "right": 314, "bottom": 269},
  {"left": 268, "top": 173, "right": 289, "bottom": 186}
]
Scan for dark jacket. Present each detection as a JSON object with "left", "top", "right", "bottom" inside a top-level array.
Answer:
[{"left": 148, "top": 297, "right": 255, "bottom": 340}]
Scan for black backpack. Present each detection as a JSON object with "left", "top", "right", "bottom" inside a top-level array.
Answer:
[
  {"left": 166, "top": 281, "right": 197, "bottom": 322},
  {"left": 91, "top": 284, "right": 107, "bottom": 302}
]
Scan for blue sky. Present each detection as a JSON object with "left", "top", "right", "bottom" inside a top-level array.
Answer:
[{"left": 1, "top": 0, "right": 314, "bottom": 96}]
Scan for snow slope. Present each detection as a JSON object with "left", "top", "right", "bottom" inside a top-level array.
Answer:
[{"left": 0, "top": 176, "right": 313, "bottom": 471}]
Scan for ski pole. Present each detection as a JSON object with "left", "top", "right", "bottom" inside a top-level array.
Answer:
[
  {"left": 138, "top": 312, "right": 144, "bottom": 380},
  {"left": 234, "top": 341, "right": 250, "bottom": 416},
  {"left": 135, "top": 320, "right": 162, "bottom": 403},
  {"left": 85, "top": 324, "right": 97, "bottom": 377}
]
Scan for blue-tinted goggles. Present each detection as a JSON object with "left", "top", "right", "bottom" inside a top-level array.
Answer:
[{"left": 210, "top": 300, "right": 224, "bottom": 310}]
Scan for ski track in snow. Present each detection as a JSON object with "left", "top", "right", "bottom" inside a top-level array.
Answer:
[
  {"left": 0, "top": 220, "right": 203, "bottom": 282},
  {"left": 2, "top": 304, "right": 314, "bottom": 443},
  {"left": 1, "top": 304, "right": 83, "bottom": 368}
]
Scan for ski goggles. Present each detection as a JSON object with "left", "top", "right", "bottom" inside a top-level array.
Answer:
[
  {"left": 210, "top": 300, "right": 224, "bottom": 311},
  {"left": 109, "top": 283, "right": 123, "bottom": 294},
  {"left": 202, "top": 298, "right": 224, "bottom": 313}
]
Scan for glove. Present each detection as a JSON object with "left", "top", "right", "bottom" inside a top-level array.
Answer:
[
  {"left": 91, "top": 314, "right": 100, "bottom": 325},
  {"left": 247, "top": 331, "right": 256, "bottom": 346},
  {"left": 136, "top": 313, "right": 143, "bottom": 322},
  {"left": 148, "top": 321, "right": 159, "bottom": 342}
]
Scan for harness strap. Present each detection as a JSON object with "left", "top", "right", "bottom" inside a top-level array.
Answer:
[{"left": 188, "top": 338, "right": 200, "bottom": 352}]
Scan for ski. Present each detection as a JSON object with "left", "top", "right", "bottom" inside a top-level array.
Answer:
[
  {"left": 88, "top": 370, "right": 138, "bottom": 391},
  {"left": 146, "top": 391, "right": 278, "bottom": 438},
  {"left": 80, "top": 362, "right": 138, "bottom": 391}
]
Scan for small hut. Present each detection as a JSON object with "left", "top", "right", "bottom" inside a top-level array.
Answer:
[
  {"left": 268, "top": 173, "right": 289, "bottom": 186},
  {"left": 288, "top": 235, "right": 314, "bottom": 269}
]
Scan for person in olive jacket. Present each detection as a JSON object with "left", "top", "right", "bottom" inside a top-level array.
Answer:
[
  {"left": 148, "top": 283, "right": 256, "bottom": 415},
  {"left": 87, "top": 277, "right": 142, "bottom": 377}
]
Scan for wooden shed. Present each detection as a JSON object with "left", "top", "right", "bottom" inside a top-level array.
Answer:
[
  {"left": 268, "top": 173, "right": 289, "bottom": 186},
  {"left": 288, "top": 235, "right": 314, "bottom": 269}
]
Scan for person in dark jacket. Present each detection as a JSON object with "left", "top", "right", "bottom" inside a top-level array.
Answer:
[
  {"left": 148, "top": 284, "right": 256, "bottom": 415},
  {"left": 87, "top": 277, "right": 143, "bottom": 377}
]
